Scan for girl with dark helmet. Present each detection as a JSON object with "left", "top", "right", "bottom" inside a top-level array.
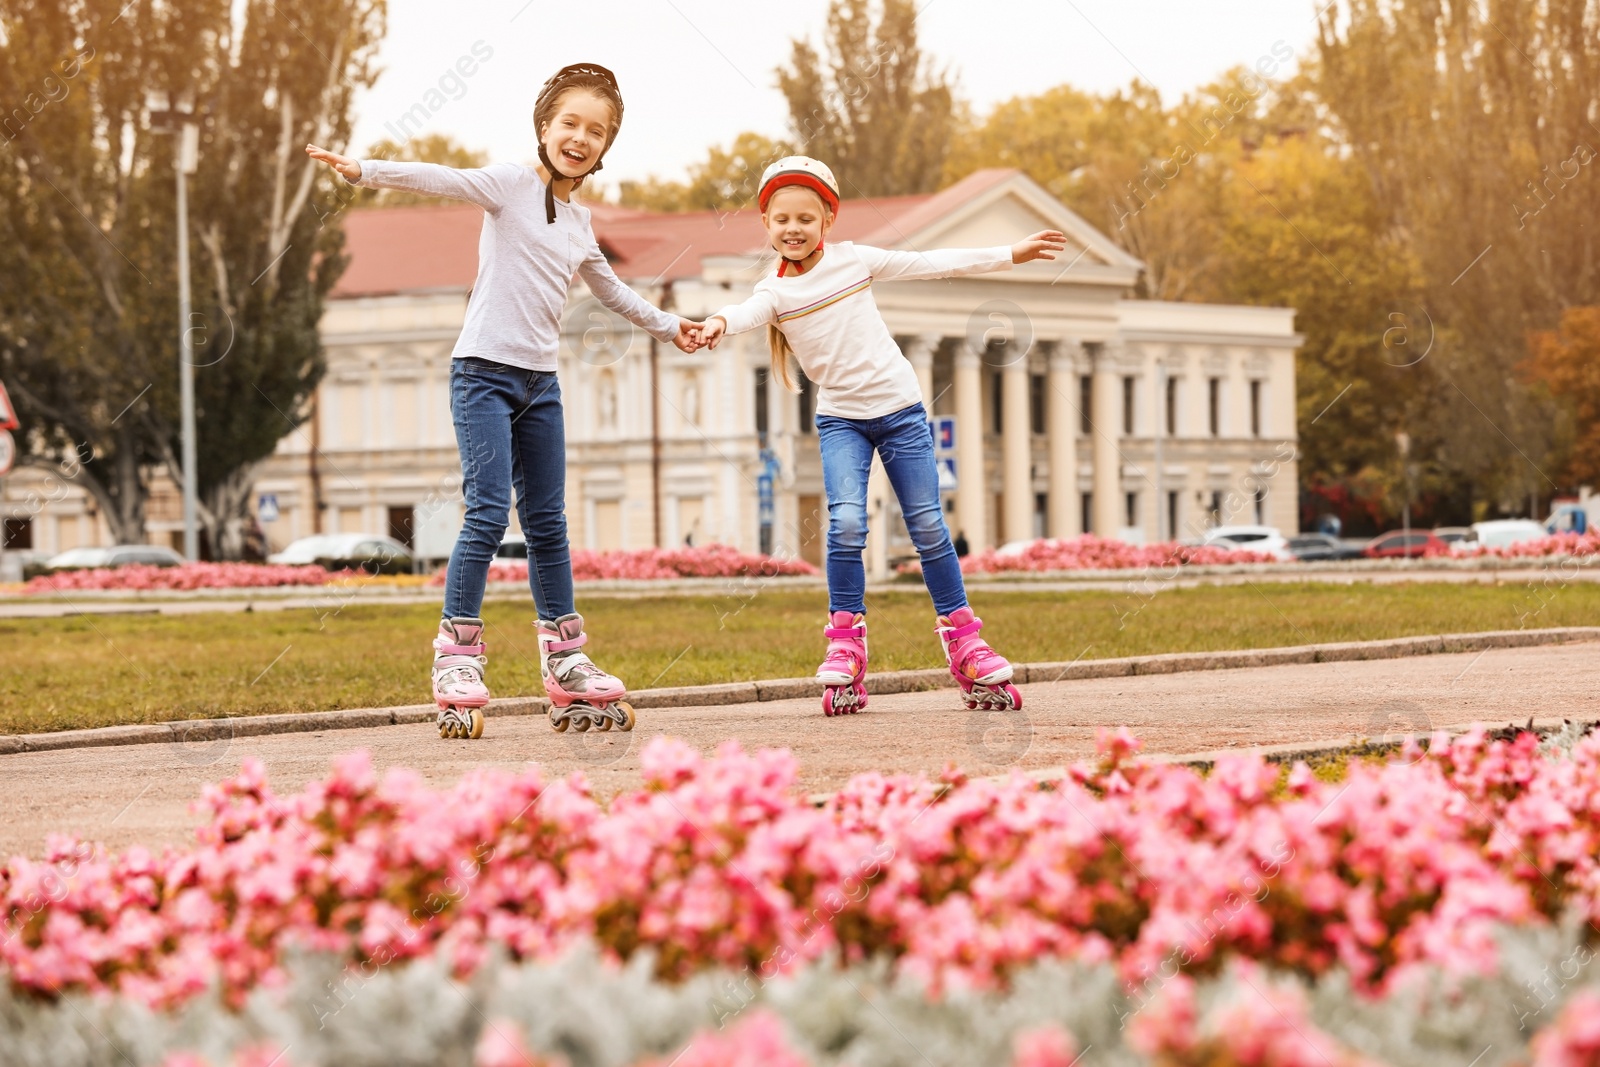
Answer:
[{"left": 307, "top": 64, "right": 699, "bottom": 738}]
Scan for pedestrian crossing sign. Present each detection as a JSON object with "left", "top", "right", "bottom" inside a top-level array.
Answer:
[{"left": 0, "top": 380, "right": 16, "bottom": 431}]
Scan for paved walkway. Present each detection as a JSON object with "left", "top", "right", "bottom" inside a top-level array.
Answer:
[{"left": 0, "top": 641, "right": 1589, "bottom": 859}]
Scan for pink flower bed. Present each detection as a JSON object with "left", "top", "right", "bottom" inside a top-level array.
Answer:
[
  {"left": 900, "top": 535, "right": 1277, "bottom": 576},
  {"left": 1438, "top": 531, "right": 1600, "bottom": 560},
  {"left": 23, "top": 562, "right": 336, "bottom": 594},
  {"left": 434, "top": 545, "right": 818, "bottom": 585},
  {"left": 6, "top": 726, "right": 1600, "bottom": 1014}
]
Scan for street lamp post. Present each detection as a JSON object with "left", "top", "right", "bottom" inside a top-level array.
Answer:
[{"left": 149, "top": 92, "right": 201, "bottom": 560}]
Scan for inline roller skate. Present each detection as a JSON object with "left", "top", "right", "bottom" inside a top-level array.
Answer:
[
  {"left": 936, "top": 607, "right": 1022, "bottom": 711},
  {"left": 433, "top": 616, "right": 489, "bottom": 739},
  {"left": 817, "top": 610, "right": 868, "bottom": 716},
  {"left": 538, "top": 613, "right": 635, "bottom": 732}
]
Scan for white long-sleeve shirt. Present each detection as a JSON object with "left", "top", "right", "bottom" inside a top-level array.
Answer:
[
  {"left": 712, "top": 241, "right": 1013, "bottom": 420},
  {"left": 353, "top": 160, "right": 679, "bottom": 372}
]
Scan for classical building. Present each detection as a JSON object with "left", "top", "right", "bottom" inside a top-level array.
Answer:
[{"left": 0, "top": 169, "right": 1303, "bottom": 571}]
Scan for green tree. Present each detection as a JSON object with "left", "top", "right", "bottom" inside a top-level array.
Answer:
[
  {"left": 776, "top": 0, "right": 955, "bottom": 197},
  {"left": 616, "top": 131, "right": 791, "bottom": 213},
  {"left": 0, "top": 0, "right": 384, "bottom": 555}
]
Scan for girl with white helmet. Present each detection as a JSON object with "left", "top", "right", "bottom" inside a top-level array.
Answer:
[
  {"left": 306, "top": 64, "right": 702, "bottom": 738},
  {"left": 698, "top": 156, "right": 1067, "bottom": 715}
]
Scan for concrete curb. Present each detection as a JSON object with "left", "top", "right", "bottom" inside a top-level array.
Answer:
[{"left": 4, "top": 627, "right": 1597, "bottom": 757}]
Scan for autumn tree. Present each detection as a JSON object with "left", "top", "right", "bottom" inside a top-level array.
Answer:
[
  {"left": 615, "top": 131, "right": 791, "bottom": 213},
  {"left": 776, "top": 0, "right": 955, "bottom": 197},
  {"left": 1315, "top": 0, "right": 1600, "bottom": 518},
  {"left": 1526, "top": 307, "right": 1600, "bottom": 488},
  {"left": 0, "top": 0, "right": 384, "bottom": 554}
]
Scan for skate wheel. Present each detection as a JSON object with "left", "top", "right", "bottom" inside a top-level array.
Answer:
[
  {"left": 614, "top": 701, "right": 636, "bottom": 731},
  {"left": 573, "top": 713, "right": 591, "bottom": 732},
  {"left": 595, "top": 712, "right": 612, "bottom": 732},
  {"left": 551, "top": 711, "right": 570, "bottom": 733},
  {"left": 467, "top": 707, "right": 485, "bottom": 739},
  {"left": 822, "top": 690, "right": 836, "bottom": 717}
]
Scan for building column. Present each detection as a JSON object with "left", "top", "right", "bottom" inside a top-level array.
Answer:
[
  {"left": 1091, "top": 341, "right": 1123, "bottom": 539},
  {"left": 954, "top": 347, "right": 987, "bottom": 550},
  {"left": 865, "top": 456, "right": 890, "bottom": 581},
  {"left": 1002, "top": 350, "right": 1031, "bottom": 544},
  {"left": 1047, "top": 338, "right": 1079, "bottom": 539},
  {"left": 905, "top": 332, "right": 939, "bottom": 410}
]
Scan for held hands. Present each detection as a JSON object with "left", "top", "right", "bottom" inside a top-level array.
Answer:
[
  {"left": 1012, "top": 230, "right": 1068, "bottom": 264},
  {"left": 696, "top": 317, "right": 727, "bottom": 350},
  {"left": 672, "top": 317, "right": 705, "bottom": 353},
  {"left": 305, "top": 144, "right": 362, "bottom": 183}
]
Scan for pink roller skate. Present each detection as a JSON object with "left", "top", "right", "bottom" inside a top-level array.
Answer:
[
  {"left": 538, "top": 613, "right": 635, "bottom": 733},
  {"left": 937, "top": 607, "right": 1022, "bottom": 711},
  {"left": 817, "top": 610, "right": 868, "bottom": 716},
  {"left": 433, "top": 617, "right": 489, "bottom": 739}
]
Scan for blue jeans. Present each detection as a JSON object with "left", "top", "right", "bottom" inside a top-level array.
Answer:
[
  {"left": 816, "top": 402, "right": 967, "bottom": 618},
  {"left": 443, "top": 357, "right": 574, "bottom": 622}
]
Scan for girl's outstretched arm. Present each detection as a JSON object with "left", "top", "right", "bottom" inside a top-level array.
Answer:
[
  {"left": 304, "top": 144, "right": 518, "bottom": 213},
  {"left": 855, "top": 242, "right": 1016, "bottom": 282}
]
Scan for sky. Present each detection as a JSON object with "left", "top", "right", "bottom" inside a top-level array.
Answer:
[{"left": 344, "top": 0, "right": 1325, "bottom": 187}]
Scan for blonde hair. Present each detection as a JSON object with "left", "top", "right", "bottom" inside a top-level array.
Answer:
[
  {"left": 762, "top": 192, "right": 833, "bottom": 394},
  {"left": 769, "top": 325, "right": 798, "bottom": 393}
]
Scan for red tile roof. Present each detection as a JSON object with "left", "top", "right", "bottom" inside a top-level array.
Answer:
[{"left": 330, "top": 169, "right": 1019, "bottom": 298}]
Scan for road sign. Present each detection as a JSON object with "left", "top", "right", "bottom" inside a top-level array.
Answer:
[
  {"left": 257, "top": 492, "right": 280, "bottom": 523},
  {"left": 0, "top": 380, "right": 17, "bottom": 431},
  {"left": 937, "top": 457, "right": 957, "bottom": 492},
  {"left": 0, "top": 430, "right": 13, "bottom": 477},
  {"left": 932, "top": 416, "right": 955, "bottom": 452}
]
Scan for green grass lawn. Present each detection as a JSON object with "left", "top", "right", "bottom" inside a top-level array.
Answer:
[{"left": 2, "top": 580, "right": 1593, "bottom": 734}]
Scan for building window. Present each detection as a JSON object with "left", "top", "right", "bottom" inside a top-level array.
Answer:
[
  {"left": 1208, "top": 490, "right": 1223, "bottom": 527},
  {"left": 798, "top": 373, "right": 816, "bottom": 435},
  {"left": 990, "top": 371, "right": 1004, "bottom": 434},
  {"left": 1165, "top": 376, "right": 1178, "bottom": 437},
  {"left": 387, "top": 506, "right": 415, "bottom": 549},
  {"left": 1166, "top": 491, "right": 1179, "bottom": 542},
  {"left": 1034, "top": 492, "right": 1048, "bottom": 538},
  {"left": 1125, "top": 491, "right": 1138, "bottom": 528},
  {"left": 1081, "top": 492, "right": 1093, "bottom": 535},
  {"left": 1254, "top": 487, "right": 1267, "bottom": 525},
  {"left": 1250, "top": 380, "right": 1263, "bottom": 438},
  {"left": 1079, "top": 375, "right": 1092, "bottom": 434},
  {"left": 1208, "top": 377, "right": 1221, "bottom": 437},
  {"left": 1122, "top": 376, "right": 1135, "bottom": 435},
  {"left": 754, "top": 367, "right": 769, "bottom": 443},
  {"left": 3, "top": 517, "right": 32, "bottom": 550},
  {"left": 1030, "top": 374, "right": 1046, "bottom": 435}
]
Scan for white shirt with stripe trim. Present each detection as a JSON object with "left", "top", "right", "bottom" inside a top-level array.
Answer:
[{"left": 712, "top": 241, "right": 1013, "bottom": 420}]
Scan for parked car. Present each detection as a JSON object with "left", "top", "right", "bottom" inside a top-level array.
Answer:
[
  {"left": 1363, "top": 530, "right": 1448, "bottom": 559},
  {"left": 1199, "top": 525, "right": 1293, "bottom": 560},
  {"left": 35, "top": 545, "right": 185, "bottom": 577},
  {"left": 1461, "top": 519, "right": 1549, "bottom": 552},
  {"left": 497, "top": 534, "right": 527, "bottom": 560},
  {"left": 1286, "top": 533, "right": 1365, "bottom": 561},
  {"left": 268, "top": 534, "right": 413, "bottom": 575},
  {"left": 1433, "top": 526, "right": 1471, "bottom": 547}
]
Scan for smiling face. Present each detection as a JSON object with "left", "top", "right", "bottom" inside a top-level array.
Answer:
[
  {"left": 539, "top": 88, "right": 614, "bottom": 178},
  {"left": 762, "top": 186, "right": 833, "bottom": 264}
]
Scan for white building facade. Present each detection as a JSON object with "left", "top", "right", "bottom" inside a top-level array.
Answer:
[{"left": 0, "top": 169, "right": 1303, "bottom": 568}]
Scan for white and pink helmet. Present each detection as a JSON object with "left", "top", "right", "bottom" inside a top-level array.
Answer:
[{"left": 758, "top": 155, "right": 842, "bottom": 216}]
